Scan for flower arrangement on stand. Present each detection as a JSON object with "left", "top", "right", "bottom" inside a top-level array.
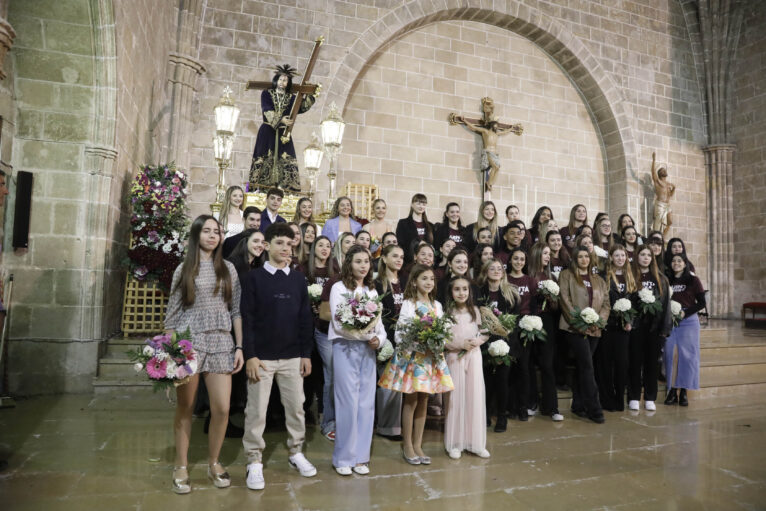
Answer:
[{"left": 125, "top": 163, "right": 189, "bottom": 292}]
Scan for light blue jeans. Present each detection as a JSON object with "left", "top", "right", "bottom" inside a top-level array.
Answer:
[{"left": 315, "top": 328, "right": 335, "bottom": 434}]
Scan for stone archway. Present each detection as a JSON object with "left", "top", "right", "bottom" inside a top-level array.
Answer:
[{"left": 323, "top": 2, "right": 639, "bottom": 217}]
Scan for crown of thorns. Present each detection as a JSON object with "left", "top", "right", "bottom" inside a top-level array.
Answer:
[{"left": 274, "top": 64, "right": 299, "bottom": 77}]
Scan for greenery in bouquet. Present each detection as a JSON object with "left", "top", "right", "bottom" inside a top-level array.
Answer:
[
  {"left": 637, "top": 287, "right": 663, "bottom": 316},
  {"left": 479, "top": 303, "right": 517, "bottom": 337},
  {"left": 334, "top": 292, "right": 384, "bottom": 334},
  {"left": 127, "top": 328, "right": 197, "bottom": 392},
  {"left": 569, "top": 307, "right": 606, "bottom": 335},
  {"left": 397, "top": 307, "right": 454, "bottom": 355},
  {"left": 518, "top": 314, "right": 547, "bottom": 346},
  {"left": 125, "top": 163, "right": 189, "bottom": 291},
  {"left": 611, "top": 297, "right": 637, "bottom": 328},
  {"left": 537, "top": 279, "right": 560, "bottom": 311},
  {"left": 486, "top": 339, "right": 514, "bottom": 366},
  {"left": 670, "top": 300, "right": 683, "bottom": 328}
]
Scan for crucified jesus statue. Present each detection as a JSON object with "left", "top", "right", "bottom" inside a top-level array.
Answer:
[
  {"left": 449, "top": 97, "right": 523, "bottom": 193},
  {"left": 650, "top": 151, "right": 675, "bottom": 236}
]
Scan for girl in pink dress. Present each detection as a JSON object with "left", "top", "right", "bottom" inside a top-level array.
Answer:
[{"left": 443, "top": 277, "right": 490, "bottom": 459}]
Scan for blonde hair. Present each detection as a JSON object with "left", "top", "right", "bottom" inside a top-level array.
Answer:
[
  {"left": 475, "top": 258, "right": 519, "bottom": 307},
  {"left": 219, "top": 185, "right": 244, "bottom": 233},
  {"left": 473, "top": 201, "right": 498, "bottom": 242}
]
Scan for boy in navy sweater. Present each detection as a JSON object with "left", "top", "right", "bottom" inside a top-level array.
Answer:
[{"left": 242, "top": 223, "right": 316, "bottom": 490}]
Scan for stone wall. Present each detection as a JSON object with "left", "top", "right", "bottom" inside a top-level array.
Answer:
[
  {"left": 191, "top": 0, "right": 707, "bottom": 273},
  {"left": 732, "top": 2, "right": 766, "bottom": 304}
]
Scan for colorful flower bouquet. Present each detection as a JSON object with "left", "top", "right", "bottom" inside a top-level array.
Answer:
[
  {"left": 569, "top": 307, "right": 606, "bottom": 334},
  {"left": 128, "top": 329, "right": 197, "bottom": 391},
  {"left": 125, "top": 163, "right": 189, "bottom": 291},
  {"left": 611, "top": 297, "right": 637, "bottom": 328},
  {"left": 334, "top": 292, "right": 384, "bottom": 337},
  {"left": 307, "top": 283, "right": 323, "bottom": 303},
  {"left": 670, "top": 300, "right": 683, "bottom": 327},
  {"left": 396, "top": 305, "right": 453, "bottom": 355},
  {"left": 519, "top": 314, "right": 547, "bottom": 346},
  {"left": 637, "top": 288, "right": 663, "bottom": 316},
  {"left": 486, "top": 339, "right": 513, "bottom": 366},
  {"left": 538, "top": 279, "right": 560, "bottom": 311}
]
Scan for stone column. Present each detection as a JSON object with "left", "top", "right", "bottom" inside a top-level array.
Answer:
[
  {"left": 0, "top": 0, "right": 15, "bottom": 80},
  {"left": 703, "top": 144, "right": 736, "bottom": 317}
]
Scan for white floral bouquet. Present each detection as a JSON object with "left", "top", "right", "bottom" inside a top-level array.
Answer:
[
  {"left": 637, "top": 287, "right": 662, "bottom": 316},
  {"left": 611, "top": 297, "right": 636, "bottom": 328},
  {"left": 670, "top": 300, "right": 683, "bottom": 327},
  {"left": 569, "top": 307, "right": 606, "bottom": 334},
  {"left": 307, "top": 283, "right": 323, "bottom": 303},
  {"left": 127, "top": 329, "right": 197, "bottom": 391},
  {"left": 593, "top": 245, "right": 609, "bottom": 259},
  {"left": 334, "top": 292, "right": 384, "bottom": 336},
  {"left": 519, "top": 314, "right": 547, "bottom": 346},
  {"left": 377, "top": 338, "right": 394, "bottom": 362},
  {"left": 486, "top": 339, "right": 513, "bottom": 366},
  {"left": 538, "top": 279, "right": 560, "bottom": 311}
]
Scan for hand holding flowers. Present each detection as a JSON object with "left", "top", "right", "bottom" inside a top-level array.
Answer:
[
  {"left": 569, "top": 307, "right": 606, "bottom": 335},
  {"left": 611, "top": 297, "right": 636, "bottom": 330},
  {"left": 670, "top": 300, "right": 684, "bottom": 327},
  {"left": 128, "top": 329, "right": 197, "bottom": 391},
  {"left": 519, "top": 315, "right": 547, "bottom": 346},
  {"left": 637, "top": 288, "right": 663, "bottom": 316},
  {"left": 397, "top": 308, "right": 453, "bottom": 355},
  {"left": 486, "top": 339, "right": 513, "bottom": 366},
  {"left": 538, "top": 279, "right": 560, "bottom": 311},
  {"left": 334, "top": 291, "right": 384, "bottom": 337}
]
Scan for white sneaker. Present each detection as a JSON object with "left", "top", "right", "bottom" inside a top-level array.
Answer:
[
  {"left": 645, "top": 400, "right": 656, "bottom": 411},
  {"left": 288, "top": 453, "right": 317, "bottom": 477},
  {"left": 551, "top": 413, "right": 564, "bottom": 422},
  {"left": 352, "top": 464, "right": 370, "bottom": 475},
  {"left": 527, "top": 408, "right": 537, "bottom": 416},
  {"left": 473, "top": 449, "right": 491, "bottom": 458},
  {"left": 628, "top": 400, "right": 640, "bottom": 411},
  {"left": 335, "top": 466, "right": 352, "bottom": 476},
  {"left": 447, "top": 448, "right": 461, "bottom": 459},
  {"left": 246, "top": 462, "right": 265, "bottom": 490}
]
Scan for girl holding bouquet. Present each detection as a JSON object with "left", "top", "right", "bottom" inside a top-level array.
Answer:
[
  {"left": 374, "top": 244, "right": 406, "bottom": 438},
  {"left": 444, "top": 277, "right": 490, "bottom": 459},
  {"left": 378, "top": 264, "right": 454, "bottom": 464},
  {"left": 475, "top": 259, "right": 520, "bottom": 432},
  {"left": 628, "top": 246, "right": 672, "bottom": 412},
  {"left": 558, "top": 246, "right": 610, "bottom": 424},
  {"left": 165, "top": 215, "right": 244, "bottom": 493},
  {"left": 663, "top": 253, "right": 705, "bottom": 407},
  {"left": 506, "top": 247, "right": 536, "bottom": 422},
  {"left": 595, "top": 244, "right": 637, "bottom": 412},
  {"left": 328, "top": 245, "right": 388, "bottom": 475},
  {"left": 527, "top": 243, "right": 563, "bottom": 422}
]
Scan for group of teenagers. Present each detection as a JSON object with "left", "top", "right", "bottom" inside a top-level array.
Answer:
[{"left": 165, "top": 185, "right": 706, "bottom": 494}]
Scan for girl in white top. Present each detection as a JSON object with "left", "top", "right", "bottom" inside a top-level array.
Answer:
[
  {"left": 220, "top": 186, "right": 244, "bottom": 239},
  {"left": 328, "top": 245, "right": 387, "bottom": 476}
]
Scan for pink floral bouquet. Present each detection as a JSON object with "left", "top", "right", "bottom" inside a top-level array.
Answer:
[
  {"left": 334, "top": 292, "right": 384, "bottom": 337},
  {"left": 128, "top": 329, "right": 197, "bottom": 391}
]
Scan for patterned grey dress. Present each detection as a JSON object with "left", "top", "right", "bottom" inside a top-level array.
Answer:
[{"left": 165, "top": 260, "right": 241, "bottom": 373}]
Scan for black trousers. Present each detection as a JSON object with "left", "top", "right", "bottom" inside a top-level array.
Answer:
[
  {"left": 303, "top": 345, "right": 324, "bottom": 416},
  {"left": 528, "top": 311, "right": 559, "bottom": 414},
  {"left": 594, "top": 328, "right": 630, "bottom": 411},
  {"left": 484, "top": 363, "right": 510, "bottom": 419},
  {"left": 567, "top": 333, "right": 601, "bottom": 415},
  {"left": 508, "top": 342, "right": 531, "bottom": 415},
  {"left": 628, "top": 326, "right": 663, "bottom": 402}
]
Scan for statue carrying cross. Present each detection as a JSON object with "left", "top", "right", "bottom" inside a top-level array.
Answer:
[
  {"left": 247, "top": 37, "right": 323, "bottom": 193},
  {"left": 449, "top": 97, "right": 523, "bottom": 197}
]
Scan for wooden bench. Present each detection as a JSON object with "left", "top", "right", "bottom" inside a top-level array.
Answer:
[{"left": 742, "top": 302, "right": 766, "bottom": 329}]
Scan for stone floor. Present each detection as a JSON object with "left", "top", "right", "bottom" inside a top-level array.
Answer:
[{"left": 1, "top": 388, "right": 765, "bottom": 511}]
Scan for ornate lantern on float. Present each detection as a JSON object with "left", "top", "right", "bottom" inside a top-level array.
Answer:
[
  {"left": 303, "top": 132, "right": 324, "bottom": 201},
  {"left": 320, "top": 101, "right": 345, "bottom": 205},
  {"left": 211, "top": 86, "right": 240, "bottom": 217}
]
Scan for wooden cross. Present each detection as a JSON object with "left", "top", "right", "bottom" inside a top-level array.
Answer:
[{"left": 246, "top": 36, "right": 324, "bottom": 144}]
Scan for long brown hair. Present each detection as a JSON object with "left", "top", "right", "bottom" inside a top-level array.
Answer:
[
  {"left": 408, "top": 193, "right": 433, "bottom": 243},
  {"left": 527, "top": 242, "right": 551, "bottom": 280},
  {"left": 569, "top": 246, "right": 596, "bottom": 287},
  {"left": 176, "top": 215, "right": 232, "bottom": 308},
  {"left": 607, "top": 243, "right": 637, "bottom": 293},
  {"left": 376, "top": 244, "right": 404, "bottom": 293},
  {"left": 566, "top": 204, "right": 588, "bottom": 233},
  {"left": 292, "top": 197, "right": 314, "bottom": 223},
  {"left": 340, "top": 245, "right": 373, "bottom": 290},
  {"left": 403, "top": 264, "right": 436, "bottom": 302},
  {"left": 307, "top": 235, "right": 335, "bottom": 281},
  {"left": 475, "top": 258, "right": 519, "bottom": 307},
  {"left": 632, "top": 245, "right": 665, "bottom": 298},
  {"left": 445, "top": 276, "right": 478, "bottom": 323}
]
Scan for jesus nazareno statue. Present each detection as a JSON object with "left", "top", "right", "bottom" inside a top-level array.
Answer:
[{"left": 249, "top": 64, "right": 317, "bottom": 193}]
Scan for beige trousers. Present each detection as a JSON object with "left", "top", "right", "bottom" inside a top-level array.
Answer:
[{"left": 242, "top": 357, "right": 306, "bottom": 463}]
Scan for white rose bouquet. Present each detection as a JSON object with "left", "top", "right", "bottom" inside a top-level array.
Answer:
[
  {"left": 486, "top": 339, "right": 513, "bottom": 366},
  {"left": 307, "top": 283, "right": 323, "bottom": 303},
  {"left": 611, "top": 297, "right": 636, "bottom": 328},
  {"left": 637, "top": 287, "right": 662, "bottom": 316},
  {"left": 377, "top": 339, "right": 394, "bottom": 362},
  {"left": 518, "top": 314, "right": 547, "bottom": 346},
  {"left": 538, "top": 279, "right": 560, "bottom": 311},
  {"left": 670, "top": 300, "right": 683, "bottom": 327},
  {"left": 569, "top": 306, "right": 606, "bottom": 334}
]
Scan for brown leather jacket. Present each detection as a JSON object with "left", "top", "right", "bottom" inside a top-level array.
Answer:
[{"left": 558, "top": 268, "right": 611, "bottom": 337}]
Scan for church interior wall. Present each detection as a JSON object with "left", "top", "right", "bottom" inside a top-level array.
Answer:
[{"left": 732, "top": 3, "right": 766, "bottom": 306}]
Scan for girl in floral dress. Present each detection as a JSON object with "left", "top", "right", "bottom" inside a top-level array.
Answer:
[{"left": 378, "top": 264, "right": 454, "bottom": 465}]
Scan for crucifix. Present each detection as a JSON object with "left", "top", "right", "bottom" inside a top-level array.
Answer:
[
  {"left": 247, "top": 36, "right": 323, "bottom": 193},
  {"left": 448, "top": 97, "right": 523, "bottom": 199}
]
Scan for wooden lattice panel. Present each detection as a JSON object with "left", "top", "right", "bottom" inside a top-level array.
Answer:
[
  {"left": 343, "top": 183, "right": 378, "bottom": 221},
  {"left": 120, "top": 275, "right": 168, "bottom": 335}
]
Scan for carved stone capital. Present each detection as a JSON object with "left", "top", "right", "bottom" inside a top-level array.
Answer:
[{"left": 168, "top": 52, "right": 206, "bottom": 89}]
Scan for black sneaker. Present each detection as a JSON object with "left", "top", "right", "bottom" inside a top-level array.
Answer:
[
  {"left": 589, "top": 413, "right": 605, "bottom": 424},
  {"left": 494, "top": 416, "right": 507, "bottom": 432}
]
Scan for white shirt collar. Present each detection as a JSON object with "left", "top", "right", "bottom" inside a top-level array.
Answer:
[
  {"left": 267, "top": 209, "right": 278, "bottom": 223},
  {"left": 264, "top": 261, "right": 290, "bottom": 275}
]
